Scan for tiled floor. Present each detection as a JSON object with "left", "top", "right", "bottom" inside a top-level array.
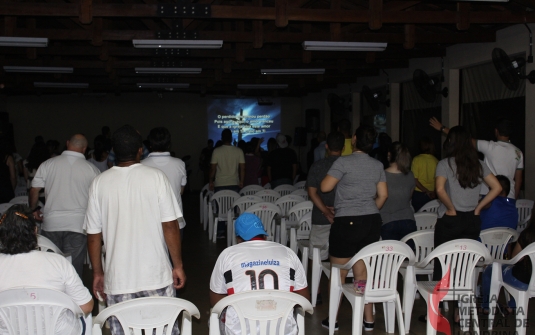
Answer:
[{"left": 88, "top": 193, "right": 534, "bottom": 334}]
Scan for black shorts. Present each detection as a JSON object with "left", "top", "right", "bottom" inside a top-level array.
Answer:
[{"left": 329, "top": 214, "right": 382, "bottom": 258}]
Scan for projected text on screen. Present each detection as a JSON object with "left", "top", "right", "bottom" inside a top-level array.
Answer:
[{"left": 207, "top": 98, "right": 281, "bottom": 148}]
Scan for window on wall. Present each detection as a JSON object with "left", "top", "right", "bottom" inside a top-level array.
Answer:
[
  {"left": 460, "top": 60, "right": 525, "bottom": 162},
  {"left": 400, "top": 80, "right": 442, "bottom": 159}
]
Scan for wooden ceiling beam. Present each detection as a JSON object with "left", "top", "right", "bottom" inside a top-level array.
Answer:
[
  {"left": 369, "top": 0, "right": 382, "bottom": 30},
  {"left": 9, "top": 28, "right": 495, "bottom": 44},
  {"left": 457, "top": 3, "right": 470, "bottom": 31},
  {"left": 0, "top": 3, "right": 534, "bottom": 24}
]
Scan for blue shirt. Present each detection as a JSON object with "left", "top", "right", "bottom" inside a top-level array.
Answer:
[{"left": 480, "top": 196, "right": 518, "bottom": 231}]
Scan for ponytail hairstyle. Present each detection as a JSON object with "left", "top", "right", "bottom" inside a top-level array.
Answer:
[
  {"left": 388, "top": 142, "right": 412, "bottom": 174},
  {"left": 443, "top": 126, "right": 482, "bottom": 189}
]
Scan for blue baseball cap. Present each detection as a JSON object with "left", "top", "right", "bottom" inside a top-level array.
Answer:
[{"left": 235, "top": 213, "right": 267, "bottom": 241}]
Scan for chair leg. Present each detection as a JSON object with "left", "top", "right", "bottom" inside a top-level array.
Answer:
[
  {"left": 211, "top": 218, "right": 219, "bottom": 243},
  {"left": 290, "top": 229, "right": 297, "bottom": 253},
  {"left": 329, "top": 269, "right": 343, "bottom": 335},
  {"left": 226, "top": 215, "right": 233, "bottom": 248},
  {"left": 470, "top": 295, "right": 480, "bottom": 335},
  {"left": 385, "top": 301, "right": 395, "bottom": 333},
  {"left": 402, "top": 266, "right": 416, "bottom": 334},
  {"left": 311, "top": 248, "right": 321, "bottom": 307},
  {"left": 349, "top": 296, "right": 365, "bottom": 335},
  {"left": 301, "top": 247, "right": 309, "bottom": 275},
  {"left": 514, "top": 293, "right": 528, "bottom": 335},
  {"left": 395, "top": 294, "right": 406, "bottom": 335},
  {"left": 488, "top": 262, "right": 504, "bottom": 330},
  {"left": 443, "top": 301, "right": 449, "bottom": 312},
  {"left": 425, "top": 295, "right": 438, "bottom": 335}
]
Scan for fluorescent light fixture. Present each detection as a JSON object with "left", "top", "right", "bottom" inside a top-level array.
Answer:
[
  {"left": 132, "top": 39, "right": 222, "bottom": 49},
  {"left": 260, "top": 68, "right": 325, "bottom": 75},
  {"left": 135, "top": 67, "right": 202, "bottom": 74},
  {"left": 34, "top": 82, "right": 88, "bottom": 88},
  {"left": 0, "top": 37, "right": 48, "bottom": 47},
  {"left": 302, "top": 41, "right": 387, "bottom": 51},
  {"left": 137, "top": 83, "right": 190, "bottom": 89},
  {"left": 4, "top": 66, "right": 73, "bottom": 74},
  {"left": 237, "top": 84, "right": 288, "bottom": 89}
]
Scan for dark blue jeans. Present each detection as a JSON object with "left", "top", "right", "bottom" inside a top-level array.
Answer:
[{"left": 380, "top": 219, "right": 417, "bottom": 249}]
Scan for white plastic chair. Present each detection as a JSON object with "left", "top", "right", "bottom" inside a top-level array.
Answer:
[
  {"left": 293, "top": 180, "right": 306, "bottom": 190},
  {"left": 414, "top": 212, "right": 438, "bottom": 230},
  {"left": 290, "top": 189, "right": 309, "bottom": 200},
  {"left": 515, "top": 199, "right": 533, "bottom": 224},
  {"left": 227, "top": 195, "right": 263, "bottom": 246},
  {"left": 209, "top": 290, "right": 313, "bottom": 335},
  {"left": 245, "top": 202, "right": 282, "bottom": 241},
  {"left": 417, "top": 199, "right": 440, "bottom": 213},
  {"left": 37, "top": 234, "right": 73, "bottom": 263},
  {"left": 239, "top": 184, "right": 264, "bottom": 196},
  {"left": 199, "top": 183, "right": 209, "bottom": 226},
  {"left": 328, "top": 241, "right": 415, "bottom": 335},
  {"left": 399, "top": 230, "right": 435, "bottom": 333},
  {"left": 208, "top": 190, "right": 241, "bottom": 243},
  {"left": 282, "top": 200, "right": 313, "bottom": 249},
  {"left": 275, "top": 194, "right": 306, "bottom": 218},
  {"left": 254, "top": 189, "right": 281, "bottom": 203},
  {"left": 517, "top": 215, "right": 530, "bottom": 234},
  {"left": 93, "top": 297, "right": 200, "bottom": 335},
  {"left": 488, "top": 243, "right": 535, "bottom": 335},
  {"left": 0, "top": 287, "right": 91, "bottom": 335},
  {"left": 0, "top": 202, "right": 12, "bottom": 214},
  {"left": 203, "top": 190, "right": 214, "bottom": 231},
  {"left": 273, "top": 184, "right": 297, "bottom": 197},
  {"left": 263, "top": 182, "right": 271, "bottom": 189},
  {"left": 407, "top": 239, "right": 492, "bottom": 335},
  {"left": 8, "top": 196, "right": 43, "bottom": 208},
  {"left": 291, "top": 212, "right": 312, "bottom": 256}
]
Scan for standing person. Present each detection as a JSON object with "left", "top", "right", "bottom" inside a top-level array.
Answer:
[
  {"left": 86, "top": 125, "right": 186, "bottom": 335},
  {"left": 430, "top": 117, "right": 523, "bottom": 199},
  {"left": 480, "top": 175, "right": 518, "bottom": 230},
  {"left": 321, "top": 125, "right": 388, "bottom": 331},
  {"left": 199, "top": 139, "right": 214, "bottom": 185},
  {"left": 433, "top": 126, "right": 501, "bottom": 276},
  {"left": 142, "top": 127, "right": 187, "bottom": 236},
  {"left": 209, "top": 128, "right": 245, "bottom": 193},
  {"left": 380, "top": 142, "right": 416, "bottom": 242},
  {"left": 0, "top": 205, "right": 94, "bottom": 335},
  {"left": 267, "top": 133, "right": 298, "bottom": 188},
  {"left": 88, "top": 135, "right": 110, "bottom": 173},
  {"left": 209, "top": 213, "right": 309, "bottom": 335},
  {"left": 314, "top": 131, "right": 327, "bottom": 162},
  {"left": 0, "top": 139, "right": 16, "bottom": 203},
  {"left": 306, "top": 131, "right": 344, "bottom": 304},
  {"left": 243, "top": 138, "right": 263, "bottom": 186},
  {"left": 29, "top": 134, "right": 100, "bottom": 278},
  {"left": 411, "top": 137, "right": 439, "bottom": 212},
  {"left": 337, "top": 119, "right": 353, "bottom": 156}
]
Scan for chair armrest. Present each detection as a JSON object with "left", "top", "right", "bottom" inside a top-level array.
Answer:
[{"left": 332, "top": 262, "right": 354, "bottom": 271}]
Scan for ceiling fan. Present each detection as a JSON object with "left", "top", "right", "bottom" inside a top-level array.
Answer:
[{"left": 412, "top": 69, "right": 448, "bottom": 103}]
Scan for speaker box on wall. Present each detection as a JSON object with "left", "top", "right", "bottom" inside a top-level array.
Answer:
[
  {"left": 294, "top": 127, "right": 307, "bottom": 146},
  {"left": 305, "top": 109, "right": 320, "bottom": 132}
]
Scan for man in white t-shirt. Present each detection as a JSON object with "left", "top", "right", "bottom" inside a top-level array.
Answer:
[
  {"left": 210, "top": 213, "right": 309, "bottom": 335},
  {"left": 86, "top": 125, "right": 186, "bottom": 335},
  {"left": 29, "top": 134, "right": 100, "bottom": 278},
  {"left": 431, "top": 117, "right": 523, "bottom": 198},
  {"left": 142, "top": 127, "right": 187, "bottom": 235}
]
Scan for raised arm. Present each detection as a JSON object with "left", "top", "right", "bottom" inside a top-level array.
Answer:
[{"left": 430, "top": 117, "right": 476, "bottom": 147}]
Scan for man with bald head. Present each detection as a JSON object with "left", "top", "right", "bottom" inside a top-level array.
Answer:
[{"left": 30, "top": 134, "right": 100, "bottom": 277}]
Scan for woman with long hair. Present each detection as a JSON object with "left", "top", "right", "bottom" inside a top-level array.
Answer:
[
  {"left": 434, "top": 126, "right": 501, "bottom": 269},
  {"left": 380, "top": 142, "right": 416, "bottom": 242},
  {"left": 0, "top": 205, "right": 93, "bottom": 334},
  {"left": 321, "top": 125, "right": 388, "bottom": 331}
]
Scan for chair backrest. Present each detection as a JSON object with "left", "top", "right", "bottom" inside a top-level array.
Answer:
[
  {"left": 229, "top": 195, "right": 264, "bottom": 219},
  {"left": 293, "top": 180, "right": 306, "bottom": 190},
  {"left": 417, "top": 199, "right": 440, "bottom": 213},
  {"left": 37, "top": 234, "right": 63, "bottom": 254},
  {"left": 507, "top": 243, "right": 535, "bottom": 295},
  {"left": 263, "top": 183, "right": 271, "bottom": 189},
  {"left": 0, "top": 288, "right": 83, "bottom": 335},
  {"left": 273, "top": 184, "right": 297, "bottom": 196},
  {"left": 516, "top": 199, "right": 533, "bottom": 223},
  {"left": 9, "top": 196, "right": 28, "bottom": 205},
  {"left": 344, "top": 241, "right": 415, "bottom": 299},
  {"left": 419, "top": 239, "right": 492, "bottom": 291},
  {"left": 209, "top": 290, "right": 313, "bottom": 335},
  {"left": 255, "top": 190, "right": 281, "bottom": 203},
  {"left": 401, "top": 230, "right": 435, "bottom": 263},
  {"left": 479, "top": 228, "right": 519, "bottom": 260},
  {"left": 245, "top": 202, "right": 282, "bottom": 237},
  {"left": 0, "top": 203, "right": 12, "bottom": 215},
  {"left": 290, "top": 189, "right": 309, "bottom": 200},
  {"left": 287, "top": 200, "right": 313, "bottom": 223},
  {"left": 200, "top": 184, "right": 209, "bottom": 220},
  {"left": 211, "top": 190, "right": 241, "bottom": 217},
  {"left": 414, "top": 212, "right": 438, "bottom": 230},
  {"left": 239, "top": 185, "right": 265, "bottom": 196},
  {"left": 517, "top": 215, "right": 530, "bottom": 234},
  {"left": 93, "top": 297, "right": 200, "bottom": 335},
  {"left": 296, "top": 212, "right": 312, "bottom": 240},
  {"left": 275, "top": 195, "right": 306, "bottom": 217}
]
